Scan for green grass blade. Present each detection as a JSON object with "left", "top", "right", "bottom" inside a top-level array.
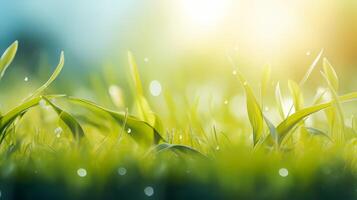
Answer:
[
  {"left": 261, "top": 64, "right": 271, "bottom": 106},
  {"left": 43, "top": 97, "right": 85, "bottom": 140},
  {"left": 127, "top": 51, "right": 159, "bottom": 127},
  {"left": 147, "top": 143, "right": 208, "bottom": 159},
  {"left": 323, "top": 58, "right": 339, "bottom": 91},
  {"left": 276, "top": 92, "right": 357, "bottom": 143},
  {"left": 306, "top": 127, "right": 332, "bottom": 141},
  {"left": 0, "top": 41, "right": 18, "bottom": 79},
  {"left": 321, "top": 65, "right": 345, "bottom": 142},
  {"left": 23, "top": 51, "right": 64, "bottom": 101},
  {"left": 68, "top": 97, "right": 165, "bottom": 147},
  {"left": 235, "top": 69, "right": 264, "bottom": 146},
  {"left": 299, "top": 49, "right": 324, "bottom": 85},
  {"left": 288, "top": 80, "right": 304, "bottom": 111},
  {"left": 275, "top": 82, "right": 285, "bottom": 119}
]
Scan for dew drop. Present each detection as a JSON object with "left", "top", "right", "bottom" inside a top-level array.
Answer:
[
  {"left": 77, "top": 168, "right": 87, "bottom": 177},
  {"left": 224, "top": 100, "right": 228, "bottom": 105},
  {"left": 127, "top": 128, "right": 132, "bottom": 134},
  {"left": 39, "top": 99, "right": 47, "bottom": 108},
  {"left": 144, "top": 186, "right": 154, "bottom": 197},
  {"left": 54, "top": 127, "right": 63, "bottom": 138},
  {"left": 179, "top": 135, "right": 183, "bottom": 140},
  {"left": 117, "top": 167, "right": 127, "bottom": 176},
  {"left": 149, "top": 80, "right": 162, "bottom": 96},
  {"left": 24, "top": 77, "right": 29, "bottom": 82},
  {"left": 279, "top": 168, "right": 289, "bottom": 177}
]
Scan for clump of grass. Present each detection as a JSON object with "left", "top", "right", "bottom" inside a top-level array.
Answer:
[{"left": 0, "top": 41, "right": 356, "bottom": 199}]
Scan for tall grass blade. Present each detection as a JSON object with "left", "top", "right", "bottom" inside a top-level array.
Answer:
[
  {"left": 288, "top": 80, "right": 304, "bottom": 111},
  {"left": 299, "top": 49, "right": 324, "bottom": 85},
  {"left": 235, "top": 69, "right": 264, "bottom": 146},
  {"left": 23, "top": 51, "right": 64, "bottom": 101},
  {"left": 275, "top": 82, "right": 285, "bottom": 119}
]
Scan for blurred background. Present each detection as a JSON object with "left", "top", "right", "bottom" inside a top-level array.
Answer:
[{"left": 0, "top": 0, "right": 356, "bottom": 124}]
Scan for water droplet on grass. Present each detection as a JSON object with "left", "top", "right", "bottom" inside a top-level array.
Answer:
[
  {"left": 54, "top": 127, "right": 63, "bottom": 138},
  {"left": 279, "top": 168, "right": 289, "bottom": 177},
  {"left": 149, "top": 80, "right": 162, "bottom": 96},
  {"left": 127, "top": 128, "right": 132, "bottom": 133},
  {"left": 117, "top": 167, "right": 127, "bottom": 176},
  {"left": 77, "top": 168, "right": 87, "bottom": 177},
  {"left": 24, "top": 77, "right": 29, "bottom": 82},
  {"left": 144, "top": 186, "right": 154, "bottom": 197}
]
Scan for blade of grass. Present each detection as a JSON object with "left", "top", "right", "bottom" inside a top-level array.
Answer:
[
  {"left": 0, "top": 41, "right": 18, "bottom": 79},
  {"left": 276, "top": 92, "right": 357, "bottom": 143},
  {"left": 235, "top": 68, "right": 264, "bottom": 146},
  {"left": 23, "top": 51, "right": 64, "bottom": 102},
  {"left": 43, "top": 97, "right": 85, "bottom": 140},
  {"left": 275, "top": 82, "right": 285, "bottom": 119},
  {"left": 68, "top": 97, "right": 165, "bottom": 147}
]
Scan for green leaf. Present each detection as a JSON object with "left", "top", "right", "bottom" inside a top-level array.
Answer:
[
  {"left": 323, "top": 58, "right": 339, "bottom": 91},
  {"left": 299, "top": 49, "right": 324, "bottom": 85},
  {"left": 276, "top": 92, "right": 357, "bottom": 143},
  {"left": 146, "top": 143, "right": 207, "bottom": 159},
  {"left": 288, "top": 80, "right": 304, "bottom": 111},
  {"left": 68, "top": 97, "right": 165, "bottom": 147},
  {"left": 43, "top": 97, "right": 85, "bottom": 140},
  {"left": 23, "top": 51, "right": 64, "bottom": 101},
  {"left": 235, "top": 69, "right": 264, "bottom": 145},
  {"left": 0, "top": 95, "right": 65, "bottom": 145},
  {"left": 275, "top": 82, "right": 285, "bottom": 119},
  {"left": 128, "top": 51, "right": 161, "bottom": 130},
  {"left": 0, "top": 41, "right": 18, "bottom": 79},
  {"left": 306, "top": 127, "right": 331, "bottom": 141}
]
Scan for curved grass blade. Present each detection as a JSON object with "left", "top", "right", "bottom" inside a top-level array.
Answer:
[
  {"left": 321, "top": 63, "right": 345, "bottom": 142},
  {"left": 276, "top": 92, "right": 357, "bottom": 143},
  {"left": 0, "top": 41, "right": 18, "bottom": 79},
  {"left": 146, "top": 143, "right": 208, "bottom": 160},
  {"left": 306, "top": 127, "right": 332, "bottom": 141},
  {"left": 235, "top": 69, "right": 264, "bottom": 146},
  {"left": 0, "top": 95, "right": 65, "bottom": 145},
  {"left": 68, "top": 97, "right": 165, "bottom": 147},
  {"left": 263, "top": 115, "right": 278, "bottom": 146},
  {"left": 43, "top": 97, "right": 84, "bottom": 140},
  {"left": 23, "top": 51, "right": 64, "bottom": 101}
]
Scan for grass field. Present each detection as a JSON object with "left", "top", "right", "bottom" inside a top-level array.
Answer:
[{"left": 0, "top": 40, "right": 356, "bottom": 200}]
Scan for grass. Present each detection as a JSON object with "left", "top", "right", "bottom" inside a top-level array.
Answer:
[{"left": 0, "top": 41, "right": 356, "bottom": 199}]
